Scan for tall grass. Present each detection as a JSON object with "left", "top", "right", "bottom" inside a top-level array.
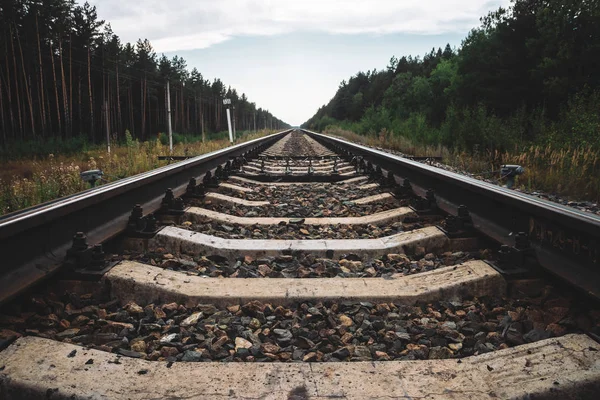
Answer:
[
  {"left": 324, "top": 126, "right": 600, "bottom": 202},
  {"left": 324, "top": 126, "right": 450, "bottom": 158},
  {"left": 0, "top": 130, "right": 273, "bottom": 215},
  {"left": 497, "top": 145, "right": 600, "bottom": 200}
]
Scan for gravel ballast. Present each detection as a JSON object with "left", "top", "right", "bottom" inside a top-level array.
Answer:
[{"left": 0, "top": 279, "right": 597, "bottom": 363}]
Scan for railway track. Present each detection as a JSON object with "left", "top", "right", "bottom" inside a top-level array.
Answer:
[{"left": 1, "top": 129, "right": 600, "bottom": 399}]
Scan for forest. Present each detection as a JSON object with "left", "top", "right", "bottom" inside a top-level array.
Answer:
[
  {"left": 303, "top": 0, "right": 599, "bottom": 153},
  {"left": 0, "top": 0, "right": 288, "bottom": 156}
]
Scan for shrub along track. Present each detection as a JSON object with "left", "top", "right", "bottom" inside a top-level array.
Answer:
[{"left": 0, "top": 130, "right": 599, "bottom": 399}]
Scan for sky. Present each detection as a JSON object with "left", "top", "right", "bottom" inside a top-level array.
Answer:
[{"left": 86, "top": 0, "right": 510, "bottom": 126}]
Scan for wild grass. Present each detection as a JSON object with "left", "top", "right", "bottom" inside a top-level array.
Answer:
[
  {"left": 495, "top": 145, "right": 600, "bottom": 201},
  {"left": 324, "top": 126, "right": 600, "bottom": 202},
  {"left": 0, "top": 130, "right": 273, "bottom": 215}
]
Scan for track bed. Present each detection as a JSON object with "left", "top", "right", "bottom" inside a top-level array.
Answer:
[{"left": 1, "top": 130, "right": 599, "bottom": 399}]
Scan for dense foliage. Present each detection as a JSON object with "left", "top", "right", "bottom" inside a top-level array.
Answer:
[
  {"left": 0, "top": 0, "right": 288, "bottom": 149},
  {"left": 303, "top": 0, "right": 600, "bottom": 151}
]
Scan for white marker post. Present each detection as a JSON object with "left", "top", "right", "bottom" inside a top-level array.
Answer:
[{"left": 223, "top": 98, "right": 233, "bottom": 144}]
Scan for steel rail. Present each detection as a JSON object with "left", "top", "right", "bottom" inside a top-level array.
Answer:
[
  {"left": 303, "top": 128, "right": 600, "bottom": 298},
  {"left": 0, "top": 129, "right": 292, "bottom": 304}
]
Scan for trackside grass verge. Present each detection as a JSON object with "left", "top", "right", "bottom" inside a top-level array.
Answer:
[
  {"left": 0, "top": 130, "right": 273, "bottom": 215},
  {"left": 323, "top": 126, "right": 600, "bottom": 203}
]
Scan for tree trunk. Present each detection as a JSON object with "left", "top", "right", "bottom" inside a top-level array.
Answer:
[
  {"left": 200, "top": 94, "right": 205, "bottom": 142},
  {"left": 35, "top": 14, "right": 46, "bottom": 136},
  {"left": 194, "top": 94, "right": 198, "bottom": 134},
  {"left": 179, "top": 86, "right": 182, "bottom": 132},
  {"left": 0, "top": 76, "right": 5, "bottom": 144},
  {"left": 180, "top": 85, "right": 184, "bottom": 132},
  {"left": 16, "top": 27, "right": 35, "bottom": 137},
  {"left": 88, "top": 47, "right": 94, "bottom": 141},
  {"left": 5, "top": 40, "right": 15, "bottom": 138},
  {"left": 141, "top": 76, "right": 145, "bottom": 139},
  {"left": 69, "top": 36, "right": 72, "bottom": 137},
  {"left": 101, "top": 42, "right": 105, "bottom": 132},
  {"left": 10, "top": 25, "right": 23, "bottom": 137},
  {"left": 147, "top": 79, "right": 151, "bottom": 137},
  {"left": 172, "top": 86, "right": 177, "bottom": 132},
  {"left": 78, "top": 74, "right": 82, "bottom": 135},
  {"left": 59, "top": 40, "right": 69, "bottom": 138},
  {"left": 185, "top": 89, "right": 188, "bottom": 133},
  {"left": 50, "top": 41, "right": 62, "bottom": 137},
  {"left": 116, "top": 63, "right": 121, "bottom": 135},
  {"left": 45, "top": 72, "right": 52, "bottom": 134},
  {"left": 129, "top": 85, "right": 134, "bottom": 136},
  {"left": 214, "top": 98, "right": 218, "bottom": 131},
  {"left": 109, "top": 76, "right": 115, "bottom": 141}
]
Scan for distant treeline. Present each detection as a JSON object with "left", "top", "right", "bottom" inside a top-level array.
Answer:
[
  {"left": 0, "top": 0, "right": 289, "bottom": 147},
  {"left": 303, "top": 0, "right": 600, "bottom": 151}
]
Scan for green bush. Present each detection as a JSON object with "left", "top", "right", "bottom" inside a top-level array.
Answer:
[{"left": 0, "top": 135, "right": 91, "bottom": 161}]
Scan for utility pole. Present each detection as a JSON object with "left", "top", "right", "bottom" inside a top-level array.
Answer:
[
  {"left": 223, "top": 98, "right": 233, "bottom": 143},
  {"left": 253, "top": 112, "right": 256, "bottom": 133},
  {"left": 166, "top": 81, "right": 173, "bottom": 153},
  {"left": 104, "top": 100, "right": 110, "bottom": 154}
]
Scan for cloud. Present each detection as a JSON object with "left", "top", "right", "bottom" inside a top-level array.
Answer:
[{"left": 89, "top": 0, "right": 507, "bottom": 52}]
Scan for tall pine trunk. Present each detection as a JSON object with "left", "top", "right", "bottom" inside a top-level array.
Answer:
[
  {"left": 116, "top": 63, "right": 121, "bottom": 135},
  {"left": 35, "top": 14, "right": 46, "bottom": 135},
  {"left": 214, "top": 98, "right": 218, "bottom": 131},
  {"left": 88, "top": 47, "right": 93, "bottom": 141},
  {"left": 59, "top": 40, "right": 69, "bottom": 138},
  {"left": 172, "top": 86, "right": 177, "bottom": 132},
  {"left": 77, "top": 74, "right": 82, "bottom": 135},
  {"left": 140, "top": 76, "right": 145, "bottom": 139},
  {"left": 69, "top": 36, "right": 72, "bottom": 137},
  {"left": 129, "top": 85, "right": 134, "bottom": 136},
  {"left": 50, "top": 41, "right": 61, "bottom": 137},
  {"left": 4, "top": 41, "right": 15, "bottom": 137},
  {"left": 194, "top": 94, "right": 197, "bottom": 133},
  {"left": 200, "top": 93, "right": 205, "bottom": 142},
  {"left": 186, "top": 97, "right": 189, "bottom": 133},
  {"left": 180, "top": 84, "right": 184, "bottom": 133},
  {"left": 16, "top": 26, "right": 36, "bottom": 137},
  {"left": 0, "top": 76, "right": 5, "bottom": 143},
  {"left": 10, "top": 26, "right": 23, "bottom": 137}
]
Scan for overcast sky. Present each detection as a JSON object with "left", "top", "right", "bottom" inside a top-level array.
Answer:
[{"left": 86, "top": 0, "right": 510, "bottom": 126}]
